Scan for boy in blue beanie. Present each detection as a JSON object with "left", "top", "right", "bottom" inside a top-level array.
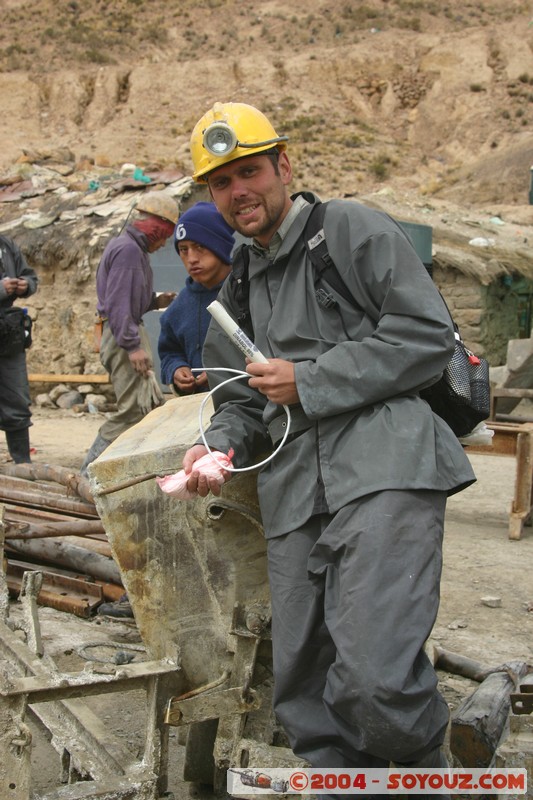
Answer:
[{"left": 158, "top": 202, "right": 235, "bottom": 394}]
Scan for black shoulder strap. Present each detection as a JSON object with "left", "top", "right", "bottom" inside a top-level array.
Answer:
[
  {"left": 306, "top": 208, "right": 461, "bottom": 336},
  {"left": 228, "top": 242, "right": 254, "bottom": 338},
  {"left": 227, "top": 201, "right": 358, "bottom": 340},
  {"left": 304, "top": 201, "right": 356, "bottom": 309}
]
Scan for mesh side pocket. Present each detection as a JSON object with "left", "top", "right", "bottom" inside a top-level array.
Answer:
[
  {"left": 468, "top": 355, "right": 491, "bottom": 417},
  {"left": 443, "top": 341, "right": 472, "bottom": 404}
]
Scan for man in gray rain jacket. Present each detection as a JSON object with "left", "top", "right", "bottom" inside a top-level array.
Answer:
[{"left": 181, "top": 102, "right": 476, "bottom": 799}]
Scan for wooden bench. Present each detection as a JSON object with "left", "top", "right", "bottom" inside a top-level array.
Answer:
[
  {"left": 490, "top": 387, "right": 533, "bottom": 423},
  {"left": 465, "top": 421, "right": 533, "bottom": 540},
  {"left": 28, "top": 373, "right": 110, "bottom": 384}
]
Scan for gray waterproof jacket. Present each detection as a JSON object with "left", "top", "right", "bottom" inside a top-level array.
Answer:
[{"left": 201, "top": 194, "right": 475, "bottom": 537}]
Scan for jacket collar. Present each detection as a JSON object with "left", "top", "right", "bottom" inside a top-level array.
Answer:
[
  {"left": 249, "top": 192, "right": 322, "bottom": 272},
  {"left": 185, "top": 274, "right": 226, "bottom": 293}
]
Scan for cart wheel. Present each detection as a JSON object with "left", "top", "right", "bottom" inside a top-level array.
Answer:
[{"left": 183, "top": 719, "right": 218, "bottom": 785}]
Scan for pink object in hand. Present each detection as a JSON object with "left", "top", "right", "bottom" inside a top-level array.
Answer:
[{"left": 155, "top": 449, "right": 234, "bottom": 500}]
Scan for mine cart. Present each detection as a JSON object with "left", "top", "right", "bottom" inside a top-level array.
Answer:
[
  {"left": 89, "top": 394, "right": 302, "bottom": 797},
  {"left": 0, "top": 394, "right": 302, "bottom": 800}
]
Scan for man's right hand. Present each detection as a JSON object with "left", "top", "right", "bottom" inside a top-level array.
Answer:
[
  {"left": 129, "top": 348, "right": 152, "bottom": 377},
  {"left": 182, "top": 444, "right": 231, "bottom": 497},
  {"left": 2, "top": 277, "right": 19, "bottom": 295}
]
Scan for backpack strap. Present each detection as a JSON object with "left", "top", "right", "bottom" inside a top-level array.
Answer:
[
  {"left": 304, "top": 201, "right": 357, "bottom": 309},
  {"left": 226, "top": 200, "right": 358, "bottom": 340},
  {"left": 228, "top": 242, "right": 254, "bottom": 338}
]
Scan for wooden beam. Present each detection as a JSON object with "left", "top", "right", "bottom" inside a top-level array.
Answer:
[
  {"left": 450, "top": 661, "right": 531, "bottom": 768},
  {"left": 28, "top": 373, "right": 110, "bottom": 383}
]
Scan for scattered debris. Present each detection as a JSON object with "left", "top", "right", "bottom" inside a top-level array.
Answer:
[
  {"left": 481, "top": 595, "right": 503, "bottom": 608},
  {"left": 468, "top": 236, "right": 496, "bottom": 247},
  {"left": 447, "top": 618, "right": 469, "bottom": 629}
]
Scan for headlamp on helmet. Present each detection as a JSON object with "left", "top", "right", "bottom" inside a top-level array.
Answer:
[
  {"left": 202, "top": 119, "right": 288, "bottom": 159},
  {"left": 190, "top": 102, "right": 289, "bottom": 182}
]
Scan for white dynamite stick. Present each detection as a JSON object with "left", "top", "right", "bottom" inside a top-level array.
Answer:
[{"left": 207, "top": 300, "right": 269, "bottom": 364}]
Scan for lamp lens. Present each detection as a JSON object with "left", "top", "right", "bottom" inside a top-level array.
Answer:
[{"left": 204, "top": 124, "right": 237, "bottom": 156}]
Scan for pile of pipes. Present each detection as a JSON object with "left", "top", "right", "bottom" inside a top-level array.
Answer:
[{"left": 0, "top": 463, "right": 124, "bottom": 617}]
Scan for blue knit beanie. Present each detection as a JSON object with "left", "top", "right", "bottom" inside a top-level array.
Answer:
[{"left": 174, "top": 202, "right": 235, "bottom": 264}]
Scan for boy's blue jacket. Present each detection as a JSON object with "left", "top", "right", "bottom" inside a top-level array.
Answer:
[{"left": 158, "top": 275, "right": 226, "bottom": 390}]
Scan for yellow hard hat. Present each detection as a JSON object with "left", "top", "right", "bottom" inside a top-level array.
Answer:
[
  {"left": 135, "top": 191, "right": 179, "bottom": 225},
  {"left": 190, "top": 102, "right": 289, "bottom": 183}
]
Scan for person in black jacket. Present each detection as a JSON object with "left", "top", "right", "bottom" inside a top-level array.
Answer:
[{"left": 0, "top": 235, "right": 38, "bottom": 463}]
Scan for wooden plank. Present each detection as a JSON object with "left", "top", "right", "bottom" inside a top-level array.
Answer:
[
  {"left": 465, "top": 422, "right": 533, "bottom": 457},
  {"left": 466, "top": 431, "right": 518, "bottom": 456},
  {"left": 492, "top": 388, "right": 533, "bottom": 399},
  {"left": 28, "top": 373, "right": 110, "bottom": 383},
  {"left": 2, "top": 659, "right": 178, "bottom": 702},
  {"left": 6, "top": 557, "right": 124, "bottom": 598},
  {"left": 512, "top": 430, "right": 533, "bottom": 521}
]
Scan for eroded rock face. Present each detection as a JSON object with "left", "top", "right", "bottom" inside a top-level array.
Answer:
[
  {"left": 0, "top": 169, "right": 195, "bottom": 379},
  {"left": 1, "top": 1, "right": 532, "bottom": 204},
  {"left": 1, "top": 2, "right": 532, "bottom": 377}
]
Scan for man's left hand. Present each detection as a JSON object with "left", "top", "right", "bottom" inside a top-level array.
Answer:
[
  {"left": 129, "top": 348, "right": 152, "bottom": 376},
  {"left": 15, "top": 278, "right": 29, "bottom": 296},
  {"left": 246, "top": 358, "right": 300, "bottom": 405}
]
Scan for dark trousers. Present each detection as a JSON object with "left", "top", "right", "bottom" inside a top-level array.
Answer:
[
  {"left": 267, "top": 489, "right": 449, "bottom": 797},
  {"left": 0, "top": 351, "right": 31, "bottom": 431}
]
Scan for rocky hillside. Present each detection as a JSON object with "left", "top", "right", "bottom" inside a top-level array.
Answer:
[
  {"left": 1, "top": 0, "right": 532, "bottom": 380},
  {"left": 1, "top": 0, "right": 533, "bottom": 205}
]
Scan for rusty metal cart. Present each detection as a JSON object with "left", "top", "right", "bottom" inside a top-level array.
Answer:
[
  {"left": 0, "top": 394, "right": 303, "bottom": 799},
  {"left": 90, "top": 394, "right": 303, "bottom": 796}
]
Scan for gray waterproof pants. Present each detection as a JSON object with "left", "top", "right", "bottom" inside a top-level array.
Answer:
[
  {"left": 267, "top": 488, "right": 449, "bottom": 787},
  {"left": 98, "top": 323, "right": 153, "bottom": 442}
]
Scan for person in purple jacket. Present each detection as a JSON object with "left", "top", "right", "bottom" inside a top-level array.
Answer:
[
  {"left": 80, "top": 192, "right": 179, "bottom": 476},
  {"left": 158, "top": 202, "right": 234, "bottom": 395}
]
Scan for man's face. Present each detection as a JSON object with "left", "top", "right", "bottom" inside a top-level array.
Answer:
[
  {"left": 206, "top": 152, "right": 292, "bottom": 247},
  {"left": 177, "top": 241, "right": 230, "bottom": 289},
  {"left": 146, "top": 233, "right": 172, "bottom": 253}
]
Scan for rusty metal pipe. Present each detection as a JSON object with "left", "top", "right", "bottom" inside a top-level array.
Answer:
[{"left": 0, "top": 463, "right": 95, "bottom": 505}]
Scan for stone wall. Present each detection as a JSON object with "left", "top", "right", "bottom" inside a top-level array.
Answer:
[
  {"left": 433, "top": 264, "right": 527, "bottom": 366},
  {"left": 18, "top": 216, "right": 118, "bottom": 381}
]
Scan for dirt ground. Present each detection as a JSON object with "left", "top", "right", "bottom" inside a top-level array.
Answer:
[{"left": 2, "top": 405, "right": 533, "bottom": 797}]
